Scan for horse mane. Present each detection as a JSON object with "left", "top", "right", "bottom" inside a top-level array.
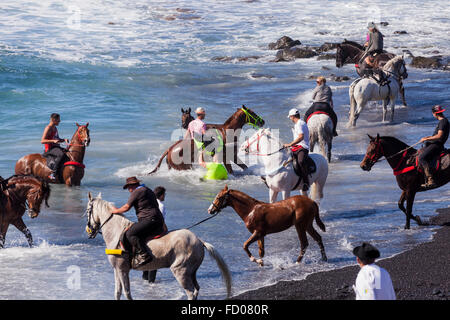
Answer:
[
  {"left": 7, "top": 175, "right": 51, "bottom": 207},
  {"left": 230, "top": 189, "right": 262, "bottom": 205},
  {"left": 223, "top": 108, "right": 243, "bottom": 127},
  {"left": 380, "top": 136, "right": 412, "bottom": 150},
  {"left": 382, "top": 56, "right": 402, "bottom": 71},
  {"left": 342, "top": 40, "right": 364, "bottom": 50}
]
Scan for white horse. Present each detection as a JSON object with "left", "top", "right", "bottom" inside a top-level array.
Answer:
[
  {"left": 85, "top": 192, "right": 232, "bottom": 300},
  {"left": 307, "top": 114, "right": 334, "bottom": 162},
  {"left": 348, "top": 56, "right": 408, "bottom": 127},
  {"left": 241, "top": 128, "right": 328, "bottom": 204}
]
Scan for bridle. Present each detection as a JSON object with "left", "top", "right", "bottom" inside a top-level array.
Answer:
[
  {"left": 241, "top": 107, "right": 264, "bottom": 129},
  {"left": 365, "top": 139, "right": 385, "bottom": 167},
  {"left": 85, "top": 200, "right": 113, "bottom": 239},
  {"left": 210, "top": 191, "right": 231, "bottom": 214},
  {"left": 67, "top": 125, "right": 90, "bottom": 148},
  {"left": 243, "top": 129, "right": 284, "bottom": 156}
]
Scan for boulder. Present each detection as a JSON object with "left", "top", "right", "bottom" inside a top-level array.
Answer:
[
  {"left": 317, "top": 53, "right": 336, "bottom": 60},
  {"left": 317, "top": 42, "right": 339, "bottom": 52},
  {"left": 394, "top": 30, "right": 408, "bottom": 35},
  {"left": 268, "top": 36, "right": 301, "bottom": 50},
  {"left": 410, "top": 56, "right": 442, "bottom": 69},
  {"left": 274, "top": 46, "right": 317, "bottom": 62}
]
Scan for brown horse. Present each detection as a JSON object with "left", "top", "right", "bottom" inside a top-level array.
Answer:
[
  {"left": 0, "top": 175, "right": 51, "bottom": 248},
  {"left": 15, "top": 123, "right": 90, "bottom": 186},
  {"left": 360, "top": 134, "right": 450, "bottom": 229},
  {"left": 207, "top": 185, "right": 327, "bottom": 266},
  {"left": 149, "top": 106, "right": 264, "bottom": 174}
]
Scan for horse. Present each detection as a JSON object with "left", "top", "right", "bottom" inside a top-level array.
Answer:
[
  {"left": 307, "top": 114, "right": 334, "bottom": 162},
  {"left": 149, "top": 106, "right": 264, "bottom": 175},
  {"left": 348, "top": 56, "right": 408, "bottom": 127},
  {"left": 335, "top": 40, "right": 407, "bottom": 106},
  {"left": 360, "top": 134, "right": 450, "bottom": 229},
  {"left": 241, "top": 128, "right": 328, "bottom": 204},
  {"left": 15, "top": 123, "right": 90, "bottom": 186},
  {"left": 85, "top": 192, "right": 232, "bottom": 300},
  {"left": 0, "top": 175, "right": 51, "bottom": 248},
  {"left": 207, "top": 185, "right": 327, "bottom": 266}
]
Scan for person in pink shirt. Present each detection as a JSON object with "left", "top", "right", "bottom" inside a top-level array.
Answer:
[{"left": 184, "top": 107, "right": 208, "bottom": 167}]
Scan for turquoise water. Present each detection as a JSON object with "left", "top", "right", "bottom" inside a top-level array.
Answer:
[{"left": 0, "top": 0, "right": 449, "bottom": 299}]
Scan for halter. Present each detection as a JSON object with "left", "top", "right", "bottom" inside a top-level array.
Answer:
[
  {"left": 210, "top": 191, "right": 231, "bottom": 214},
  {"left": 86, "top": 200, "right": 113, "bottom": 238},
  {"left": 366, "top": 139, "right": 384, "bottom": 167},
  {"left": 67, "top": 125, "right": 89, "bottom": 148},
  {"left": 241, "top": 107, "right": 264, "bottom": 129},
  {"left": 243, "top": 129, "right": 284, "bottom": 156}
]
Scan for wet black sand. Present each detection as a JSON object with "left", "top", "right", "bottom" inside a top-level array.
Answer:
[{"left": 231, "top": 208, "right": 450, "bottom": 300}]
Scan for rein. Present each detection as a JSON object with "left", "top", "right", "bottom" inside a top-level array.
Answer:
[{"left": 243, "top": 130, "right": 285, "bottom": 156}]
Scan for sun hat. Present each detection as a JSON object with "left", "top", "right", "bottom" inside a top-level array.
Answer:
[
  {"left": 122, "top": 176, "right": 141, "bottom": 189},
  {"left": 353, "top": 242, "right": 380, "bottom": 260},
  {"left": 287, "top": 108, "right": 300, "bottom": 118}
]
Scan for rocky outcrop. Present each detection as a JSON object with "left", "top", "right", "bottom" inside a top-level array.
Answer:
[
  {"left": 273, "top": 46, "right": 318, "bottom": 62},
  {"left": 268, "top": 36, "right": 301, "bottom": 50},
  {"left": 410, "top": 56, "right": 442, "bottom": 69}
]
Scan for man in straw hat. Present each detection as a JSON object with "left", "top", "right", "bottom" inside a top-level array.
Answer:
[
  {"left": 352, "top": 242, "right": 396, "bottom": 300},
  {"left": 418, "top": 105, "right": 449, "bottom": 188},
  {"left": 111, "top": 176, "right": 164, "bottom": 267}
]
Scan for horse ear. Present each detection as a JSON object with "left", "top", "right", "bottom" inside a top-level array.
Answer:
[
  {"left": 224, "top": 184, "right": 228, "bottom": 191},
  {"left": 181, "top": 108, "right": 184, "bottom": 113},
  {"left": 96, "top": 192, "right": 102, "bottom": 199},
  {"left": 367, "top": 134, "right": 374, "bottom": 141},
  {"left": 376, "top": 133, "right": 380, "bottom": 140},
  {"left": 188, "top": 108, "right": 191, "bottom": 113},
  {"left": 85, "top": 122, "right": 89, "bottom": 127},
  {"left": 76, "top": 122, "right": 80, "bottom": 127},
  {"left": 88, "top": 192, "right": 93, "bottom": 201}
]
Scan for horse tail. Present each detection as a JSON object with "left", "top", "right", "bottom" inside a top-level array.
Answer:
[
  {"left": 313, "top": 201, "right": 326, "bottom": 232},
  {"left": 148, "top": 148, "right": 169, "bottom": 175},
  {"left": 201, "top": 240, "right": 232, "bottom": 298}
]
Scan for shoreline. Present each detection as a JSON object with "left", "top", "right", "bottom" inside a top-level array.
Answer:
[{"left": 231, "top": 207, "right": 450, "bottom": 300}]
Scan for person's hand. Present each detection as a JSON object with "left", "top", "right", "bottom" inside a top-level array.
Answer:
[
  {"left": 283, "top": 143, "right": 290, "bottom": 149},
  {"left": 419, "top": 137, "right": 427, "bottom": 143}
]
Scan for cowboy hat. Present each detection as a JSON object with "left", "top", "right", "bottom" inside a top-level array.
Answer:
[
  {"left": 353, "top": 242, "right": 380, "bottom": 260},
  {"left": 123, "top": 176, "right": 141, "bottom": 189}
]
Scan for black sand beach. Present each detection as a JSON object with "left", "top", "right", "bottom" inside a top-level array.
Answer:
[{"left": 231, "top": 208, "right": 450, "bottom": 300}]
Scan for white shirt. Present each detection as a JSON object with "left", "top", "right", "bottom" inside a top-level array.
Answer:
[
  {"left": 292, "top": 119, "right": 310, "bottom": 150},
  {"left": 157, "top": 199, "right": 166, "bottom": 219},
  {"left": 353, "top": 264, "right": 396, "bottom": 300}
]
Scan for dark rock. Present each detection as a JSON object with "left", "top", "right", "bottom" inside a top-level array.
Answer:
[
  {"left": 268, "top": 36, "right": 301, "bottom": 50},
  {"left": 321, "top": 66, "right": 331, "bottom": 70},
  {"left": 318, "top": 42, "right": 338, "bottom": 52},
  {"left": 394, "top": 30, "right": 408, "bottom": 35},
  {"left": 432, "top": 288, "right": 442, "bottom": 295},
  {"left": 330, "top": 75, "right": 350, "bottom": 82},
  {"left": 410, "top": 56, "right": 442, "bottom": 69},
  {"left": 317, "top": 53, "right": 336, "bottom": 60},
  {"left": 274, "top": 45, "right": 317, "bottom": 62},
  {"left": 212, "top": 55, "right": 261, "bottom": 63},
  {"left": 379, "top": 22, "right": 389, "bottom": 26}
]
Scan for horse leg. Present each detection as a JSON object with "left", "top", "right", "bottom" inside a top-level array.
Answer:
[
  {"left": 118, "top": 270, "right": 132, "bottom": 300},
  {"left": 405, "top": 191, "right": 423, "bottom": 229},
  {"left": 294, "top": 224, "right": 308, "bottom": 263},
  {"left": 0, "top": 222, "right": 10, "bottom": 249},
  {"left": 327, "top": 139, "right": 332, "bottom": 163},
  {"left": 382, "top": 99, "right": 388, "bottom": 122},
  {"left": 400, "top": 81, "right": 407, "bottom": 106},
  {"left": 390, "top": 95, "right": 396, "bottom": 122},
  {"left": 224, "top": 163, "right": 234, "bottom": 175},
  {"left": 398, "top": 191, "right": 407, "bottom": 215},
  {"left": 12, "top": 218, "right": 33, "bottom": 247},
  {"left": 281, "top": 190, "right": 290, "bottom": 200},
  {"left": 113, "top": 268, "right": 123, "bottom": 300},
  {"left": 243, "top": 231, "right": 263, "bottom": 266},
  {"left": 258, "top": 238, "right": 265, "bottom": 259},
  {"left": 307, "top": 225, "right": 327, "bottom": 262},
  {"left": 172, "top": 267, "right": 197, "bottom": 300},
  {"left": 269, "top": 188, "right": 278, "bottom": 203}
]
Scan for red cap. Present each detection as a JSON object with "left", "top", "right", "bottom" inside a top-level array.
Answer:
[{"left": 432, "top": 105, "right": 446, "bottom": 114}]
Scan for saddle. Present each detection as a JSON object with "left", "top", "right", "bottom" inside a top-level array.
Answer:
[
  {"left": 118, "top": 226, "right": 167, "bottom": 268},
  {"left": 292, "top": 153, "right": 316, "bottom": 178},
  {"left": 416, "top": 149, "right": 450, "bottom": 173}
]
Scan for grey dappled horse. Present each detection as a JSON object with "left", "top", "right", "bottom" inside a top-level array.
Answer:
[{"left": 85, "top": 192, "right": 232, "bottom": 300}]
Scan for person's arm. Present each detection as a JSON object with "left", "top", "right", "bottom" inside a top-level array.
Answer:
[
  {"left": 110, "top": 203, "right": 131, "bottom": 214},
  {"left": 283, "top": 133, "right": 304, "bottom": 149},
  {"left": 41, "top": 126, "right": 59, "bottom": 145},
  {"left": 420, "top": 130, "right": 444, "bottom": 143}
]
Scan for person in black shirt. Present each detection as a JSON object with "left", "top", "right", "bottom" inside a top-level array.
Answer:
[
  {"left": 418, "top": 105, "right": 449, "bottom": 187},
  {"left": 111, "top": 176, "right": 164, "bottom": 267}
]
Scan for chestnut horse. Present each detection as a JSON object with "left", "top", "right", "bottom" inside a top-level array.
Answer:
[
  {"left": 335, "top": 40, "right": 407, "bottom": 106},
  {"left": 360, "top": 134, "right": 450, "bottom": 229},
  {"left": 149, "top": 106, "right": 264, "bottom": 174},
  {"left": 15, "top": 123, "right": 90, "bottom": 186},
  {"left": 208, "top": 185, "right": 327, "bottom": 266},
  {"left": 0, "top": 175, "right": 50, "bottom": 248}
]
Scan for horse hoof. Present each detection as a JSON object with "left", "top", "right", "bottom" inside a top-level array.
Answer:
[{"left": 256, "top": 259, "right": 264, "bottom": 266}]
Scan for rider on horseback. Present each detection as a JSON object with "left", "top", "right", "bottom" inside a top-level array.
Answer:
[
  {"left": 304, "top": 76, "right": 338, "bottom": 137},
  {"left": 111, "top": 177, "right": 165, "bottom": 267},
  {"left": 418, "top": 105, "right": 449, "bottom": 188},
  {"left": 359, "top": 22, "right": 385, "bottom": 81},
  {"left": 284, "top": 108, "right": 310, "bottom": 191},
  {"left": 41, "top": 113, "right": 69, "bottom": 181}
]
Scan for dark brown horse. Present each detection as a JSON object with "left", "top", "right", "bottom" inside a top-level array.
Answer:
[
  {"left": 207, "top": 185, "right": 327, "bottom": 266},
  {"left": 149, "top": 106, "right": 264, "bottom": 174},
  {"left": 15, "top": 123, "right": 90, "bottom": 186},
  {"left": 0, "top": 175, "right": 51, "bottom": 248},
  {"left": 336, "top": 40, "right": 407, "bottom": 106},
  {"left": 360, "top": 134, "right": 450, "bottom": 229}
]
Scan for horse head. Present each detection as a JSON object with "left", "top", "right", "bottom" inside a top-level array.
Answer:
[
  {"left": 383, "top": 56, "right": 408, "bottom": 79},
  {"left": 181, "top": 108, "right": 194, "bottom": 129},
  {"left": 336, "top": 40, "right": 364, "bottom": 67},
  {"left": 335, "top": 44, "right": 346, "bottom": 68},
  {"left": 239, "top": 105, "right": 265, "bottom": 128},
  {"left": 208, "top": 185, "right": 231, "bottom": 215},
  {"left": 23, "top": 177, "right": 51, "bottom": 219},
  {"left": 360, "top": 134, "right": 383, "bottom": 171},
  {"left": 85, "top": 192, "right": 102, "bottom": 238},
  {"left": 75, "top": 123, "right": 91, "bottom": 147}
]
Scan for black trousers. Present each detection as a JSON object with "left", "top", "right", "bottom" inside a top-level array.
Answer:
[
  {"left": 418, "top": 143, "right": 443, "bottom": 172},
  {"left": 126, "top": 217, "right": 163, "bottom": 252},
  {"left": 43, "top": 146, "right": 65, "bottom": 172},
  {"left": 304, "top": 102, "right": 338, "bottom": 133},
  {"left": 293, "top": 148, "right": 309, "bottom": 183}
]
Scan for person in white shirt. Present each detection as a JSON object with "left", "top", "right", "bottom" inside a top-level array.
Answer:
[
  {"left": 283, "top": 108, "right": 311, "bottom": 191},
  {"left": 352, "top": 242, "right": 396, "bottom": 300}
]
